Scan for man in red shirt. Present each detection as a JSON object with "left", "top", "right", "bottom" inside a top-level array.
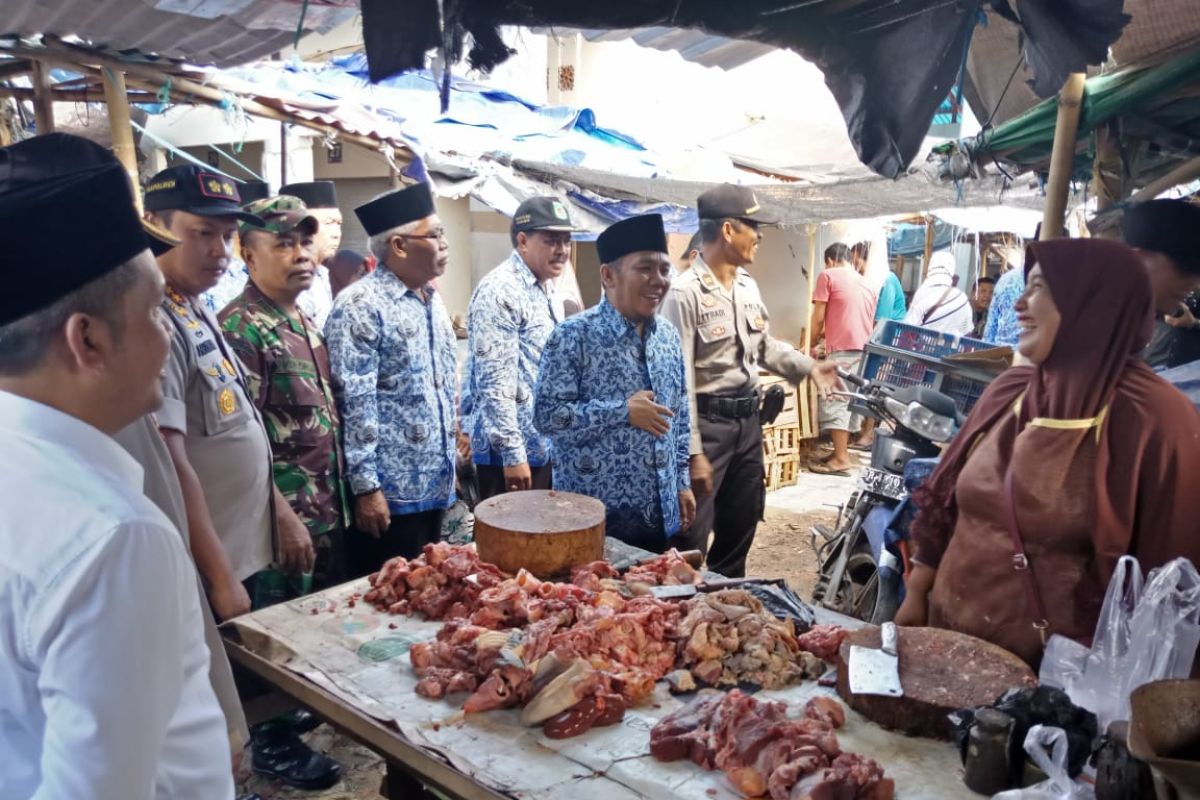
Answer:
[{"left": 809, "top": 242, "right": 877, "bottom": 475}]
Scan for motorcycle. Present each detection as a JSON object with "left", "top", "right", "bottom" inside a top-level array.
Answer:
[{"left": 810, "top": 370, "right": 959, "bottom": 624}]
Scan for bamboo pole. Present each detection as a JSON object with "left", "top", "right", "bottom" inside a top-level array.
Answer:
[
  {"left": 30, "top": 60, "right": 55, "bottom": 134},
  {"left": 1040, "top": 73, "right": 1087, "bottom": 240},
  {"left": 921, "top": 216, "right": 935, "bottom": 278},
  {"left": 1130, "top": 153, "right": 1200, "bottom": 202},
  {"left": 101, "top": 67, "right": 142, "bottom": 213}
]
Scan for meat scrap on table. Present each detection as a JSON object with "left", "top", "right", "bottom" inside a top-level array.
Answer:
[
  {"left": 363, "top": 544, "right": 849, "bottom": 741},
  {"left": 651, "top": 690, "right": 893, "bottom": 800},
  {"left": 672, "top": 589, "right": 827, "bottom": 691}
]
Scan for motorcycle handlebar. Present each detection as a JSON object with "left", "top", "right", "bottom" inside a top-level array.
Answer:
[{"left": 837, "top": 368, "right": 866, "bottom": 388}]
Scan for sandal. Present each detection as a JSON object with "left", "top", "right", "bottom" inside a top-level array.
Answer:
[{"left": 808, "top": 461, "right": 851, "bottom": 476}]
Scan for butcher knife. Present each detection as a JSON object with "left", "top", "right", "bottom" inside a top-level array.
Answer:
[
  {"left": 848, "top": 622, "right": 903, "bottom": 697},
  {"left": 649, "top": 577, "right": 787, "bottom": 599}
]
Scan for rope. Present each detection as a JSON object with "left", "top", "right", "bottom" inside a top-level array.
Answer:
[
  {"left": 129, "top": 119, "right": 249, "bottom": 181},
  {"left": 294, "top": 0, "right": 310, "bottom": 50}
]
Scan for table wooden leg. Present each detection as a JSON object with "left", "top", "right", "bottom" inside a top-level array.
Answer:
[{"left": 382, "top": 760, "right": 436, "bottom": 799}]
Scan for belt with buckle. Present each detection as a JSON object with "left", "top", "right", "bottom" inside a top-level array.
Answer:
[{"left": 697, "top": 393, "right": 758, "bottom": 420}]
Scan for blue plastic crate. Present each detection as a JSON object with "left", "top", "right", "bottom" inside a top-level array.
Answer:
[
  {"left": 872, "top": 320, "right": 991, "bottom": 359},
  {"left": 861, "top": 343, "right": 992, "bottom": 415}
]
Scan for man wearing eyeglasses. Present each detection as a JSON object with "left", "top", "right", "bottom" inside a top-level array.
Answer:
[
  {"left": 463, "top": 197, "right": 576, "bottom": 499},
  {"left": 325, "top": 183, "right": 458, "bottom": 576},
  {"left": 662, "top": 184, "right": 841, "bottom": 577}
]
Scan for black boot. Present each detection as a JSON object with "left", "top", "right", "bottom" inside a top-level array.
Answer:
[{"left": 251, "top": 722, "right": 342, "bottom": 791}]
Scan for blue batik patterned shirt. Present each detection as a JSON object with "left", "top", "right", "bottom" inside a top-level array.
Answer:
[
  {"left": 202, "top": 261, "right": 249, "bottom": 314},
  {"left": 325, "top": 267, "right": 457, "bottom": 515},
  {"left": 534, "top": 297, "right": 691, "bottom": 546},
  {"left": 983, "top": 268, "right": 1026, "bottom": 347},
  {"left": 464, "top": 252, "right": 558, "bottom": 469}
]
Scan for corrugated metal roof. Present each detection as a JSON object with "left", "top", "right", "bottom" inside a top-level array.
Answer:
[
  {"left": 0, "top": 0, "right": 355, "bottom": 67},
  {"left": 580, "top": 27, "right": 774, "bottom": 71}
]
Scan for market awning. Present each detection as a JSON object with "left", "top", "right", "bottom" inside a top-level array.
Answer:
[
  {"left": 357, "top": 0, "right": 1128, "bottom": 181},
  {"left": 935, "top": 47, "right": 1200, "bottom": 188}
]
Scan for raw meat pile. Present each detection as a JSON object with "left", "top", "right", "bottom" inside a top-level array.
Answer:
[
  {"left": 622, "top": 548, "right": 701, "bottom": 587},
  {"left": 673, "top": 590, "right": 828, "bottom": 690},
  {"left": 363, "top": 543, "right": 506, "bottom": 618},
  {"left": 651, "top": 690, "right": 893, "bottom": 800},
  {"left": 389, "top": 545, "right": 684, "bottom": 737}
]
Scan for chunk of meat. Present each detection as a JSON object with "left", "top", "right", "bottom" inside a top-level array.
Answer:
[
  {"left": 804, "top": 697, "right": 846, "bottom": 729},
  {"left": 796, "top": 625, "right": 849, "bottom": 662}
]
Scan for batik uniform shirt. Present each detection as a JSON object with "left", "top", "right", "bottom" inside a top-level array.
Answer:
[
  {"left": 219, "top": 281, "right": 347, "bottom": 538},
  {"left": 298, "top": 264, "right": 334, "bottom": 330},
  {"left": 463, "top": 252, "right": 558, "bottom": 468},
  {"left": 325, "top": 267, "right": 458, "bottom": 515},
  {"left": 983, "top": 268, "right": 1026, "bottom": 347},
  {"left": 202, "top": 260, "right": 249, "bottom": 314},
  {"left": 534, "top": 297, "right": 691, "bottom": 544}
]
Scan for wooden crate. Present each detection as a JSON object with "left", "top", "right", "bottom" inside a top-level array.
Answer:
[
  {"left": 759, "top": 372, "right": 816, "bottom": 439},
  {"left": 765, "top": 455, "right": 801, "bottom": 492}
]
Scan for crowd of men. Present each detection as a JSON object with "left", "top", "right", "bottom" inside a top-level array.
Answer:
[
  {"left": 9, "top": 129, "right": 1197, "bottom": 799},
  {"left": 0, "top": 133, "right": 848, "bottom": 797}
]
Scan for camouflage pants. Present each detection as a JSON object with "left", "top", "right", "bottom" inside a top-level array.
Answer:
[{"left": 247, "top": 526, "right": 347, "bottom": 610}]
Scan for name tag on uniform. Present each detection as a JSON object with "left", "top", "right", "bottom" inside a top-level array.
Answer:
[{"left": 197, "top": 340, "right": 216, "bottom": 357}]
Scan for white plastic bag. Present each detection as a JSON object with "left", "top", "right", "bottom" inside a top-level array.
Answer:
[
  {"left": 1038, "top": 556, "right": 1200, "bottom": 730},
  {"left": 992, "top": 726, "right": 1093, "bottom": 800}
]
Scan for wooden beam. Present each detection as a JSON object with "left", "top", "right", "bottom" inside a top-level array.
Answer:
[
  {"left": 0, "top": 59, "right": 32, "bottom": 81},
  {"left": 1040, "top": 73, "right": 1087, "bottom": 240},
  {"left": 922, "top": 216, "right": 935, "bottom": 278},
  {"left": 1130, "top": 153, "right": 1200, "bottom": 202},
  {"left": 30, "top": 60, "right": 55, "bottom": 134},
  {"left": 101, "top": 67, "right": 141, "bottom": 213}
]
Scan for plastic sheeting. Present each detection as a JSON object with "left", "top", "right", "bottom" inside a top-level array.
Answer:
[{"left": 358, "top": 0, "right": 1126, "bottom": 180}]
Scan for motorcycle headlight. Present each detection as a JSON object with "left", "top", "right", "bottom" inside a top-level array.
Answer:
[{"left": 900, "top": 402, "right": 956, "bottom": 442}]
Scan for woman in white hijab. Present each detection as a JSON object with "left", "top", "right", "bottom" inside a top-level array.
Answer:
[{"left": 904, "top": 250, "right": 974, "bottom": 335}]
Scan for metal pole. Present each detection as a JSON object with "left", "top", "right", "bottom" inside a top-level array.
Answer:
[{"left": 1040, "top": 73, "right": 1087, "bottom": 240}]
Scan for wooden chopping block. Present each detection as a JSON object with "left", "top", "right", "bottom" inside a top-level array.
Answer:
[
  {"left": 836, "top": 625, "right": 1037, "bottom": 740},
  {"left": 474, "top": 490, "right": 605, "bottom": 579}
]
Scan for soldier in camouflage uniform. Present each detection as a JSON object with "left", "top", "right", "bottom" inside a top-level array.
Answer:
[{"left": 220, "top": 195, "right": 348, "bottom": 592}]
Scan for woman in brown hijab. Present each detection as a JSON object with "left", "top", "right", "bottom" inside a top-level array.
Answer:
[{"left": 895, "top": 238, "right": 1200, "bottom": 669}]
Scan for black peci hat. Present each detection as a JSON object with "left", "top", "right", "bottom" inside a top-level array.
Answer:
[
  {"left": 0, "top": 134, "right": 148, "bottom": 325},
  {"left": 596, "top": 214, "right": 669, "bottom": 265},
  {"left": 355, "top": 182, "right": 436, "bottom": 236},
  {"left": 237, "top": 179, "right": 271, "bottom": 205},
  {"left": 280, "top": 180, "right": 337, "bottom": 209},
  {"left": 144, "top": 164, "right": 263, "bottom": 226},
  {"left": 1122, "top": 199, "right": 1200, "bottom": 274},
  {"left": 143, "top": 218, "right": 180, "bottom": 257},
  {"left": 697, "top": 183, "right": 776, "bottom": 225}
]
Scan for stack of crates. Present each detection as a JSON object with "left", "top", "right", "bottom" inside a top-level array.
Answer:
[
  {"left": 760, "top": 374, "right": 802, "bottom": 491},
  {"left": 860, "top": 321, "right": 998, "bottom": 414}
]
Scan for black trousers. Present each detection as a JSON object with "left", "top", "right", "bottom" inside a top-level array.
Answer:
[
  {"left": 347, "top": 508, "right": 445, "bottom": 578},
  {"left": 476, "top": 463, "right": 553, "bottom": 501},
  {"left": 668, "top": 414, "right": 765, "bottom": 578}
]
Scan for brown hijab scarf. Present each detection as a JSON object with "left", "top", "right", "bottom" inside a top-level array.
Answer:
[{"left": 912, "top": 238, "right": 1200, "bottom": 578}]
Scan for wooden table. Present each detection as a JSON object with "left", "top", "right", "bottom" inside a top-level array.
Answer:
[{"left": 225, "top": 631, "right": 509, "bottom": 800}]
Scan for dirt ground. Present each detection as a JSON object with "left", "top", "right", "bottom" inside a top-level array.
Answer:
[
  {"left": 744, "top": 505, "right": 837, "bottom": 602},
  {"left": 238, "top": 726, "right": 385, "bottom": 799}
]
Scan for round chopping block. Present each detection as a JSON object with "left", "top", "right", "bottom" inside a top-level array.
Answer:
[{"left": 473, "top": 490, "right": 605, "bottom": 579}]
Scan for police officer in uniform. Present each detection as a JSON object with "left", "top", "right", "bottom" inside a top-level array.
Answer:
[
  {"left": 662, "top": 184, "right": 840, "bottom": 577},
  {"left": 143, "top": 166, "right": 342, "bottom": 790}
]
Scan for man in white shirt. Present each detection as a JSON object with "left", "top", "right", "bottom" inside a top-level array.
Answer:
[{"left": 0, "top": 134, "right": 233, "bottom": 799}]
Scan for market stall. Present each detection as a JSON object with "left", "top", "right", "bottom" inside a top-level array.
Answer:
[{"left": 225, "top": 536, "right": 989, "bottom": 799}]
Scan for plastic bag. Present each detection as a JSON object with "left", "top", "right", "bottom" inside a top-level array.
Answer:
[
  {"left": 1038, "top": 556, "right": 1200, "bottom": 730},
  {"left": 992, "top": 726, "right": 1093, "bottom": 800}
]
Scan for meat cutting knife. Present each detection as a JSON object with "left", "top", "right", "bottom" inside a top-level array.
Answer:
[
  {"left": 848, "top": 622, "right": 903, "bottom": 697},
  {"left": 648, "top": 577, "right": 787, "bottom": 599}
]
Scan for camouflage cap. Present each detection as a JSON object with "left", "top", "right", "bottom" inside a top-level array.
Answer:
[{"left": 240, "top": 194, "right": 319, "bottom": 236}]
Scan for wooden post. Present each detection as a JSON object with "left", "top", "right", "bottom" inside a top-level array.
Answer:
[
  {"left": 1040, "top": 72, "right": 1087, "bottom": 240},
  {"left": 30, "top": 60, "right": 55, "bottom": 134},
  {"left": 921, "top": 216, "right": 935, "bottom": 278},
  {"left": 101, "top": 67, "right": 141, "bottom": 212}
]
